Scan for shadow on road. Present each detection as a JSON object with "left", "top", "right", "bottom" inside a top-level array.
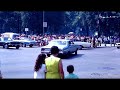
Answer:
[
  {"left": 81, "top": 48, "right": 93, "bottom": 50},
  {"left": 22, "top": 46, "right": 40, "bottom": 48},
  {"left": 60, "top": 54, "right": 84, "bottom": 59}
]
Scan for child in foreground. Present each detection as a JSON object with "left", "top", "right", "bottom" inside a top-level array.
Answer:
[{"left": 65, "top": 65, "right": 79, "bottom": 79}]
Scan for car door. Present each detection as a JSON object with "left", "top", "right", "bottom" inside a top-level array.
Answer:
[{"left": 68, "top": 41, "right": 75, "bottom": 53}]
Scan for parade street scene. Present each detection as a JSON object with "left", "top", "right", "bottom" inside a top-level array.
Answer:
[{"left": 0, "top": 11, "right": 120, "bottom": 79}]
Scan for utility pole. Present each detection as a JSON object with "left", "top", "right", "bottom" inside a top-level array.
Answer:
[{"left": 43, "top": 11, "right": 44, "bottom": 36}]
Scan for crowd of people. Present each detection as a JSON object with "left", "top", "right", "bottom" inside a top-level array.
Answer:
[
  {"left": 19, "top": 33, "right": 120, "bottom": 48},
  {"left": 1, "top": 32, "right": 120, "bottom": 48}
]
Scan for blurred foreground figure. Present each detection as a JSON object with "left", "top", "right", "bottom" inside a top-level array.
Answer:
[
  {"left": 65, "top": 65, "right": 79, "bottom": 79},
  {"left": 45, "top": 46, "right": 64, "bottom": 79},
  {"left": 34, "top": 54, "right": 46, "bottom": 79}
]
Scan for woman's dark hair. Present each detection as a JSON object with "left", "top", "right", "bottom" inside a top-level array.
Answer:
[
  {"left": 67, "top": 65, "right": 74, "bottom": 73},
  {"left": 50, "top": 46, "right": 59, "bottom": 54},
  {"left": 34, "top": 54, "right": 46, "bottom": 72}
]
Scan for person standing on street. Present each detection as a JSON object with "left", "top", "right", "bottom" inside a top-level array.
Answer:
[
  {"left": 65, "top": 65, "right": 79, "bottom": 79},
  {"left": 103, "top": 36, "right": 107, "bottom": 47},
  {"left": 92, "top": 37, "right": 96, "bottom": 48},
  {"left": 34, "top": 54, "right": 46, "bottom": 79},
  {"left": 109, "top": 36, "right": 113, "bottom": 47},
  {"left": 45, "top": 46, "right": 64, "bottom": 79},
  {"left": 98, "top": 37, "right": 102, "bottom": 46}
]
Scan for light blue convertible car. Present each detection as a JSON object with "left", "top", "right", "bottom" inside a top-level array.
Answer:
[{"left": 14, "top": 37, "right": 37, "bottom": 47}]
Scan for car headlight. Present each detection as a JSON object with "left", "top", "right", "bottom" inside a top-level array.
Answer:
[{"left": 59, "top": 49, "right": 63, "bottom": 53}]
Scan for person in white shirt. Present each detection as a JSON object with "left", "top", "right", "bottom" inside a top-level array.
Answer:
[
  {"left": 34, "top": 54, "right": 46, "bottom": 79},
  {"left": 98, "top": 37, "right": 102, "bottom": 46}
]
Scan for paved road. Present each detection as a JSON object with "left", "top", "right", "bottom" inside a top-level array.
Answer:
[{"left": 0, "top": 45, "right": 120, "bottom": 78}]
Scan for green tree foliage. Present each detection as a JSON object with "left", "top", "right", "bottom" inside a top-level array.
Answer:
[{"left": 0, "top": 11, "right": 120, "bottom": 36}]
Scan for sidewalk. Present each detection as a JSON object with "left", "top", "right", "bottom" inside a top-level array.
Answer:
[{"left": 97, "top": 44, "right": 116, "bottom": 47}]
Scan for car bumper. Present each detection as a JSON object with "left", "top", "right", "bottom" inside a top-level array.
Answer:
[
  {"left": 41, "top": 50, "right": 64, "bottom": 55},
  {"left": 41, "top": 51, "right": 50, "bottom": 54}
]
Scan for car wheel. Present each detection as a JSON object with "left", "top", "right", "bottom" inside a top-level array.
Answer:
[
  {"left": 24, "top": 44, "right": 26, "bottom": 47},
  {"left": 75, "top": 49, "right": 78, "bottom": 55},
  {"left": 79, "top": 45, "right": 83, "bottom": 50},
  {"left": 3, "top": 45, "right": 5, "bottom": 48},
  {"left": 4, "top": 44, "right": 9, "bottom": 49},
  {"left": 58, "top": 53, "right": 63, "bottom": 58},
  {"left": 16, "top": 46, "right": 20, "bottom": 49},
  {"left": 117, "top": 47, "right": 120, "bottom": 49},
  {"left": 29, "top": 44, "right": 33, "bottom": 48},
  {"left": 66, "top": 52, "right": 70, "bottom": 58}
]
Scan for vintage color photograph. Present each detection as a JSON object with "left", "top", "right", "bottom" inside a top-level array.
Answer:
[{"left": 0, "top": 11, "right": 120, "bottom": 79}]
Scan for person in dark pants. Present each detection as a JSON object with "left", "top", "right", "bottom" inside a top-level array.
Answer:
[
  {"left": 92, "top": 37, "right": 96, "bottom": 48},
  {"left": 103, "top": 36, "right": 107, "bottom": 47}
]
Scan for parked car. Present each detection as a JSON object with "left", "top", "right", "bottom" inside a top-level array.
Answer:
[
  {"left": 0, "top": 37, "right": 21, "bottom": 49},
  {"left": 14, "top": 37, "right": 37, "bottom": 47},
  {"left": 74, "top": 41, "right": 91, "bottom": 50},
  {"left": 116, "top": 43, "right": 120, "bottom": 49},
  {"left": 41, "top": 39, "right": 80, "bottom": 57}
]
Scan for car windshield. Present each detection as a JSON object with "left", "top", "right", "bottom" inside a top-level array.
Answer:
[
  {"left": 4, "top": 37, "right": 12, "bottom": 41},
  {"left": 20, "top": 37, "right": 31, "bottom": 40},
  {"left": 49, "top": 41, "right": 67, "bottom": 46}
]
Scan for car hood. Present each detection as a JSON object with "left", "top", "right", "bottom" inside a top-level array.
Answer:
[
  {"left": 14, "top": 40, "right": 36, "bottom": 42},
  {"left": 41, "top": 45, "right": 67, "bottom": 50}
]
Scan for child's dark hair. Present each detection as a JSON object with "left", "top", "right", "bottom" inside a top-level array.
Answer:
[
  {"left": 34, "top": 54, "right": 46, "bottom": 72},
  {"left": 50, "top": 46, "right": 59, "bottom": 54},
  {"left": 67, "top": 65, "right": 74, "bottom": 73}
]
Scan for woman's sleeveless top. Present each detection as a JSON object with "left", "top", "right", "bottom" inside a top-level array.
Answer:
[{"left": 45, "top": 55, "right": 61, "bottom": 79}]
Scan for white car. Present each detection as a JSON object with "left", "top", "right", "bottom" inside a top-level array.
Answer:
[
  {"left": 74, "top": 41, "right": 91, "bottom": 50},
  {"left": 116, "top": 43, "right": 120, "bottom": 49},
  {"left": 41, "top": 39, "right": 80, "bottom": 56}
]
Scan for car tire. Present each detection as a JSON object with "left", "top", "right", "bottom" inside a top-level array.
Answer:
[
  {"left": 29, "top": 44, "right": 33, "bottom": 48},
  {"left": 79, "top": 45, "right": 83, "bottom": 50},
  {"left": 16, "top": 46, "right": 20, "bottom": 49},
  {"left": 3, "top": 45, "right": 5, "bottom": 48},
  {"left": 117, "top": 47, "right": 120, "bottom": 49},
  {"left": 24, "top": 44, "right": 26, "bottom": 47},
  {"left": 75, "top": 49, "right": 78, "bottom": 55},
  {"left": 66, "top": 52, "right": 70, "bottom": 58},
  {"left": 4, "top": 44, "right": 9, "bottom": 49}
]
